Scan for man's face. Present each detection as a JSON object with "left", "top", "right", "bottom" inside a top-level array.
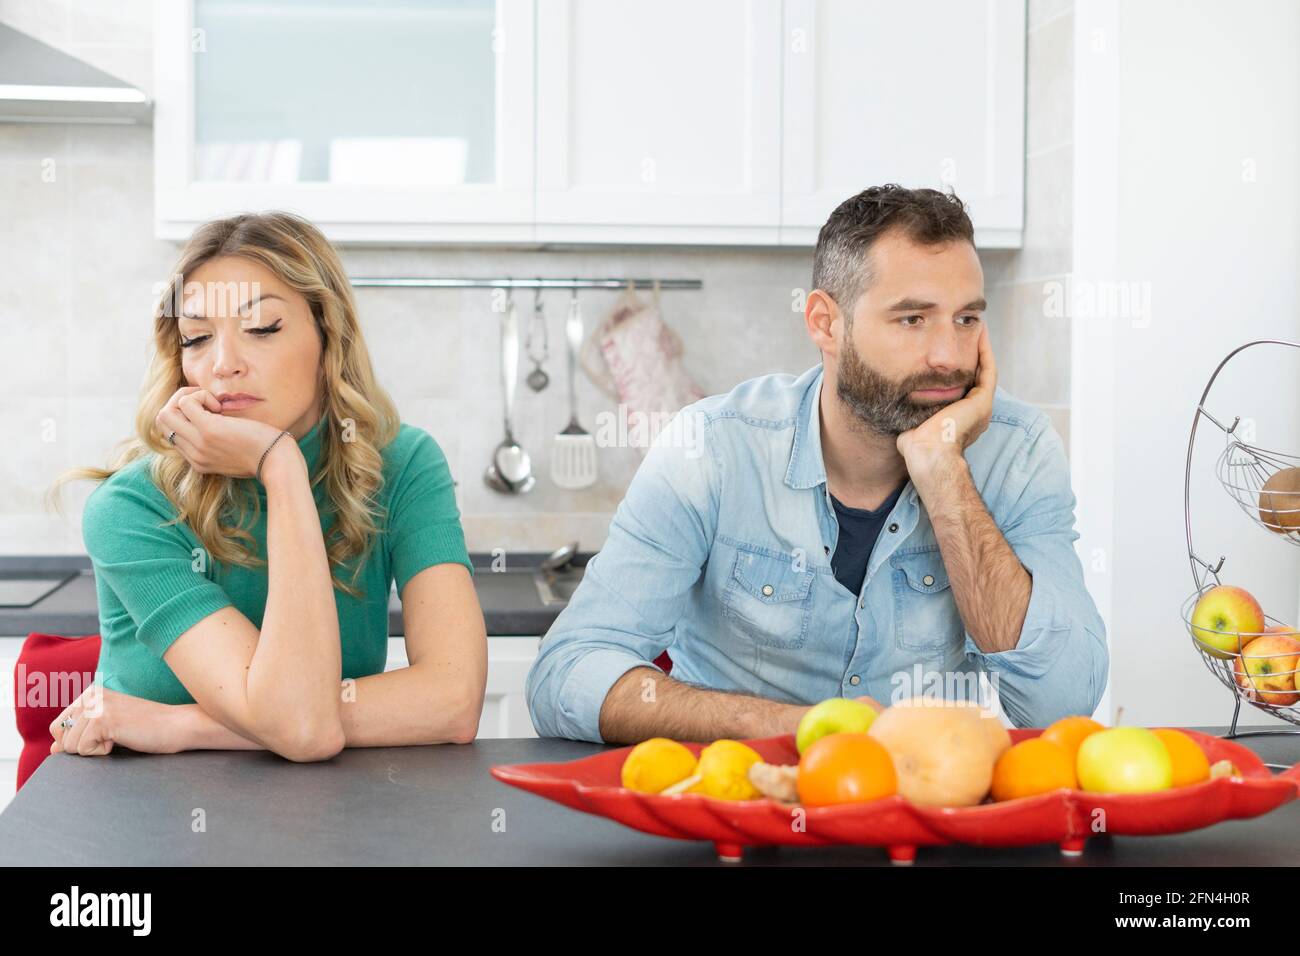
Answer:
[{"left": 834, "top": 229, "right": 986, "bottom": 436}]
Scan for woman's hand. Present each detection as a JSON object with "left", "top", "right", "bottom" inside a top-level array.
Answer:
[
  {"left": 155, "top": 386, "right": 292, "bottom": 479},
  {"left": 49, "top": 685, "right": 192, "bottom": 756}
]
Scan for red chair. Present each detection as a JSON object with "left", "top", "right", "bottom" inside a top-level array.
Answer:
[
  {"left": 13, "top": 633, "right": 101, "bottom": 791},
  {"left": 653, "top": 651, "right": 673, "bottom": 675}
]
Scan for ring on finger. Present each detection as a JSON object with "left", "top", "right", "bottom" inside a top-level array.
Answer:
[{"left": 60, "top": 716, "right": 75, "bottom": 730}]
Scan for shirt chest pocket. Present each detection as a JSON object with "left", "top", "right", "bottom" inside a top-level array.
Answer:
[
  {"left": 891, "top": 551, "right": 964, "bottom": 653},
  {"left": 721, "top": 545, "right": 815, "bottom": 650}
]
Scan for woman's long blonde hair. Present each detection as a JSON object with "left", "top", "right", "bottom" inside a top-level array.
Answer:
[{"left": 49, "top": 211, "right": 400, "bottom": 599}]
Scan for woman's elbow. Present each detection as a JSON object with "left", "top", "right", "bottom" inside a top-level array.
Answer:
[
  {"left": 271, "top": 720, "right": 346, "bottom": 762},
  {"left": 445, "top": 683, "right": 486, "bottom": 745}
]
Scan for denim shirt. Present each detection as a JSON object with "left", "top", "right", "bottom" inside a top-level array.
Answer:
[{"left": 526, "top": 363, "right": 1109, "bottom": 742}]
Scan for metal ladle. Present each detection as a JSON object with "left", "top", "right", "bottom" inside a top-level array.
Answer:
[
  {"left": 525, "top": 283, "right": 550, "bottom": 392},
  {"left": 485, "top": 289, "right": 535, "bottom": 494}
]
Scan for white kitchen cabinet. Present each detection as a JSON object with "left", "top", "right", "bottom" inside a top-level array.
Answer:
[
  {"left": 779, "top": 0, "right": 1026, "bottom": 247},
  {"left": 533, "top": 0, "right": 782, "bottom": 244},
  {"left": 154, "top": 0, "right": 537, "bottom": 242},
  {"left": 153, "top": 0, "right": 1023, "bottom": 247},
  {"left": 385, "top": 636, "right": 539, "bottom": 739}
]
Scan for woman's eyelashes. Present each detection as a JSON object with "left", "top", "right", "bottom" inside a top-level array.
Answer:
[{"left": 179, "top": 320, "right": 283, "bottom": 349}]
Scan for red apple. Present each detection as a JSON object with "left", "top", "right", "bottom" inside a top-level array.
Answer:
[
  {"left": 1189, "top": 585, "right": 1266, "bottom": 660},
  {"left": 1233, "top": 628, "right": 1300, "bottom": 706}
]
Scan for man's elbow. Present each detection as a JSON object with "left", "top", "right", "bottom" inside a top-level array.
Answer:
[
  {"left": 525, "top": 663, "right": 556, "bottom": 738},
  {"left": 525, "top": 685, "right": 554, "bottom": 739}
]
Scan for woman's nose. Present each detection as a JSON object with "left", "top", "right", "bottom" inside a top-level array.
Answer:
[{"left": 209, "top": 334, "right": 246, "bottom": 377}]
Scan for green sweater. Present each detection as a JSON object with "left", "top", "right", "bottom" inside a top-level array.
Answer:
[{"left": 81, "top": 414, "right": 474, "bottom": 705}]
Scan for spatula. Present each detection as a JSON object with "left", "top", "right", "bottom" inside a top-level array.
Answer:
[{"left": 551, "top": 290, "right": 598, "bottom": 489}]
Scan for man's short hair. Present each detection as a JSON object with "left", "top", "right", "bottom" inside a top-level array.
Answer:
[{"left": 812, "top": 184, "right": 975, "bottom": 317}]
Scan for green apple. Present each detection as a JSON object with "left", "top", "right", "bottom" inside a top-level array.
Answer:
[
  {"left": 1190, "top": 584, "right": 1265, "bottom": 660},
  {"left": 1076, "top": 727, "right": 1173, "bottom": 794},
  {"left": 796, "top": 697, "right": 877, "bottom": 754}
]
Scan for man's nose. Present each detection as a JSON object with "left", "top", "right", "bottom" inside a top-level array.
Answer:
[{"left": 925, "top": 323, "right": 964, "bottom": 372}]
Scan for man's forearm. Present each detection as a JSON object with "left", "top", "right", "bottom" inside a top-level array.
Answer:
[
  {"left": 597, "top": 667, "right": 814, "bottom": 745},
  {"left": 915, "top": 455, "right": 1032, "bottom": 654},
  {"left": 247, "top": 443, "right": 344, "bottom": 740}
]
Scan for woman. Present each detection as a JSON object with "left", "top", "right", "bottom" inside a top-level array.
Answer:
[{"left": 48, "top": 211, "right": 487, "bottom": 761}]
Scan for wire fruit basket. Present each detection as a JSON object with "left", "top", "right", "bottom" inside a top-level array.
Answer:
[{"left": 1183, "top": 340, "right": 1300, "bottom": 756}]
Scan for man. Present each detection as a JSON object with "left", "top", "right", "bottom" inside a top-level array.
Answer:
[{"left": 527, "top": 184, "right": 1108, "bottom": 744}]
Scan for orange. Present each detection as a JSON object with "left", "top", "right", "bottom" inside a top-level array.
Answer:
[
  {"left": 1152, "top": 728, "right": 1211, "bottom": 787},
  {"left": 990, "top": 738, "right": 1078, "bottom": 801},
  {"left": 796, "top": 732, "right": 897, "bottom": 806},
  {"left": 1040, "top": 715, "right": 1106, "bottom": 764}
]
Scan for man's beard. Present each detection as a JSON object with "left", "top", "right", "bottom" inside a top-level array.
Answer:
[{"left": 835, "top": 333, "right": 973, "bottom": 437}]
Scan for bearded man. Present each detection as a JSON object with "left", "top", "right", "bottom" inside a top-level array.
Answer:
[{"left": 527, "top": 184, "right": 1108, "bottom": 744}]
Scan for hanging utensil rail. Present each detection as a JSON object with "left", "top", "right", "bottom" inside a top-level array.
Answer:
[{"left": 349, "top": 277, "right": 703, "bottom": 291}]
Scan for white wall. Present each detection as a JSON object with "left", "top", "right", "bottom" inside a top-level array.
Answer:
[{"left": 1074, "top": 0, "right": 1300, "bottom": 729}]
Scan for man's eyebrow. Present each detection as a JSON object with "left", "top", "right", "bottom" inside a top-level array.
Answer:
[
  {"left": 180, "top": 293, "right": 285, "bottom": 320},
  {"left": 886, "top": 298, "right": 936, "bottom": 312},
  {"left": 885, "top": 297, "right": 986, "bottom": 312}
]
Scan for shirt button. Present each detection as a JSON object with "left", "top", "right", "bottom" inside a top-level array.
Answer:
[
  {"left": 849, "top": 675, "right": 861, "bottom": 686},
  {"left": 859, "top": 597, "right": 865, "bottom": 609},
  {"left": 761, "top": 584, "right": 774, "bottom": 596},
  {"left": 923, "top": 574, "right": 934, "bottom": 586},
  {"left": 888, "top": 523, "right": 899, "bottom": 533}
]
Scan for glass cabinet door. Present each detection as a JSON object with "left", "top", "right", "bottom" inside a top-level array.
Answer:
[
  {"left": 193, "top": 0, "right": 496, "bottom": 186},
  {"left": 155, "top": 0, "right": 536, "bottom": 239}
]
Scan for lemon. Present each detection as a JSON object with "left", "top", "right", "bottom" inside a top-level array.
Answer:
[
  {"left": 689, "top": 740, "right": 763, "bottom": 800},
  {"left": 620, "top": 738, "right": 698, "bottom": 793}
]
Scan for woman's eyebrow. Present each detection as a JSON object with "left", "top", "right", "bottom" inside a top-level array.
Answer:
[{"left": 181, "top": 293, "right": 286, "bottom": 320}]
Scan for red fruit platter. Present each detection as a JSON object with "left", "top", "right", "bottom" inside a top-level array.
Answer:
[{"left": 491, "top": 728, "right": 1300, "bottom": 863}]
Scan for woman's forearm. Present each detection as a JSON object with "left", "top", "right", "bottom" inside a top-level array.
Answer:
[
  {"left": 178, "top": 703, "right": 266, "bottom": 750},
  {"left": 338, "top": 663, "right": 480, "bottom": 746},
  {"left": 178, "top": 666, "right": 479, "bottom": 751},
  {"left": 245, "top": 441, "right": 344, "bottom": 745}
]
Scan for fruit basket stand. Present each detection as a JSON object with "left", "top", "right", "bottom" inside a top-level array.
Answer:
[{"left": 1182, "top": 338, "right": 1300, "bottom": 760}]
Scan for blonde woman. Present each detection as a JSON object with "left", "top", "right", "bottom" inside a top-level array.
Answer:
[{"left": 47, "top": 211, "right": 486, "bottom": 762}]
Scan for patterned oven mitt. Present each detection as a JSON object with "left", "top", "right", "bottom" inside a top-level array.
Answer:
[{"left": 579, "top": 282, "right": 705, "bottom": 456}]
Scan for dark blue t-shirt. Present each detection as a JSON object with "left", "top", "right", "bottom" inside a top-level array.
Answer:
[{"left": 829, "top": 481, "right": 908, "bottom": 596}]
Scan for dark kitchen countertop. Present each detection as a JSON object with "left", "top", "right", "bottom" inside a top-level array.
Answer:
[
  {"left": 0, "top": 552, "right": 586, "bottom": 639},
  {"left": 1, "top": 727, "right": 1297, "bottom": 866}
]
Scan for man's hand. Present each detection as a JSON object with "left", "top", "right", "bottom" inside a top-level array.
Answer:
[
  {"left": 896, "top": 322, "right": 997, "bottom": 483},
  {"left": 49, "top": 685, "right": 192, "bottom": 756}
]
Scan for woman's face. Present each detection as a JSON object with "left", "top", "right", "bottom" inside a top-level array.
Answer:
[{"left": 176, "top": 255, "right": 325, "bottom": 438}]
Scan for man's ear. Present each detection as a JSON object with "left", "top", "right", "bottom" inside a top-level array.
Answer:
[{"left": 805, "top": 289, "right": 841, "bottom": 357}]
